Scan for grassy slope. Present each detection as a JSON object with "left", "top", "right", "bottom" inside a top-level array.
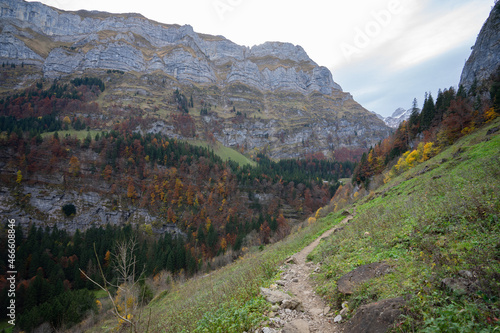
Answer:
[
  {"left": 142, "top": 214, "right": 347, "bottom": 333},
  {"left": 88, "top": 213, "right": 347, "bottom": 332},
  {"left": 185, "top": 140, "right": 256, "bottom": 167},
  {"left": 41, "top": 129, "right": 102, "bottom": 140},
  {"left": 309, "top": 119, "right": 500, "bottom": 331}
]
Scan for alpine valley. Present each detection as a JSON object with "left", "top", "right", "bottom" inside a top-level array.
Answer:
[
  {"left": 1, "top": 1, "right": 499, "bottom": 333},
  {"left": 0, "top": 0, "right": 386, "bottom": 234}
]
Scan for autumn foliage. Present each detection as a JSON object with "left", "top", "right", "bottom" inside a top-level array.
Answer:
[
  {"left": 353, "top": 75, "right": 500, "bottom": 187},
  {"left": 0, "top": 77, "right": 355, "bottom": 269}
]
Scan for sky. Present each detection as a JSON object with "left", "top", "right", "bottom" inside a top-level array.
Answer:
[{"left": 30, "top": 0, "right": 495, "bottom": 117}]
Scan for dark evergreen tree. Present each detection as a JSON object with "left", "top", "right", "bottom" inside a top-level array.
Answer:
[
  {"left": 408, "top": 98, "right": 420, "bottom": 129},
  {"left": 420, "top": 93, "right": 436, "bottom": 131}
]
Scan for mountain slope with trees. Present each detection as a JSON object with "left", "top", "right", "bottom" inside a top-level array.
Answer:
[{"left": 0, "top": 0, "right": 390, "bottom": 160}]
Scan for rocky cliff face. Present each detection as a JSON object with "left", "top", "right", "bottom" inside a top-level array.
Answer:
[
  {"left": 0, "top": 0, "right": 390, "bottom": 158},
  {"left": 460, "top": 2, "right": 500, "bottom": 91},
  {"left": 0, "top": 183, "right": 185, "bottom": 235},
  {"left": 0, "top": 0, "right": 337, "bottom": 93}
]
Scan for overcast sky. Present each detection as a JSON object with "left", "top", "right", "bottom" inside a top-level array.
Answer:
[{"left": 31, "top": 0, "right": 494, "bottom": 117}]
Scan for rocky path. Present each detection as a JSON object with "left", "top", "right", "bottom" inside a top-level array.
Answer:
[{"left": 259, "top": 213, "right": 354, "bottom": 333}]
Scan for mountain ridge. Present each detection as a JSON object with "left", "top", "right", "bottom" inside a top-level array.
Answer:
[
  {"left": 371, "top": 107, "right": 413, "bottom": 128},
  {"left": 0, "top": 0, "right": 338, "bottom": 93},
  {"left": 0, "top": 0, "right": 390, "bottom": 159}
]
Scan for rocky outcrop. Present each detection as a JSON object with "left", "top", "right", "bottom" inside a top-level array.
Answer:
[
  {"left": 459, "top": 2, "right": 500, "bottom": 91},
  {"left": 0, "top": 184, "right": 184, "bottom": 235},
  {"left": 337, "top": 262, "right": 393, "bottom": 295},
  {"left": 440, "top": 270, "right": 478, "bottom": 296},
  {"left": 0, "top": 27, "right": 44, "bottom": 63},
  {"left": 343, "top": 297, "right": 406, "bottom": 333}
]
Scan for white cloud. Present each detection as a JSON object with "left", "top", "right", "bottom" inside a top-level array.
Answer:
[{"left": 388, "top": 1, "right": 490, "bottom": 71}]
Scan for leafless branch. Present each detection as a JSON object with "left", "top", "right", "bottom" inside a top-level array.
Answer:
[{"left": 79, "top": 242, "right": 138, "bottom": 331}]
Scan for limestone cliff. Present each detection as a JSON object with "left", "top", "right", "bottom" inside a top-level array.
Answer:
[
  {"left": 0, "top": 0, "right": 390, "bottom": 158},
  {"left": 460, "top": 2, "right": 500, "bottom": 91}
]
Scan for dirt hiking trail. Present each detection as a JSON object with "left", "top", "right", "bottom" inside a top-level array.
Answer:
[{"left": 263, "top": 213, "right": 354, "bottom": 332}]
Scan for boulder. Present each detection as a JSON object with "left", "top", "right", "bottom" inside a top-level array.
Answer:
[
  {"left": 337, "top": 262, "right": 393, "bottom": 294},
  {"left": 309, "top": 308, "right": 323, "bottom": 316},
  {"left": 343, "top": 297, "right": 406, "bottom": 333},
  {"left": 282, "top": 298, "right": 303, "bottom": 311},
  {"left": 441, "top": 271, "right": 477, "bottom": 295},
  {"left": 261, "top": 327, "right": 278, "bottom": 333},
  {"left": 285, "top": 256, "right": 298, "bottom": 265},
  {"left": 260, "top": 287, "right": 291, "bottom": 305},
  {"left": 282, "top": 319, "right": 310, "bottom": 333}
]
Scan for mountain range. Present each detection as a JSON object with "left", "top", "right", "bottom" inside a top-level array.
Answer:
[
  {"left": 372, "top": 107, "right": 414, "bottom": 129},
  {"left": 0, "top": 0, "right": 392, "bottom": 159}
]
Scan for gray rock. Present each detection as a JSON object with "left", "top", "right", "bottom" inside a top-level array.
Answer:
[
  {"left": 440, "top": 271, "right": 479, "bottom": 296},
  {"left": 458, "top": 270, "right": 474, "bottom": 279},
  {"left": 460, "top": 3, "right": 500, "bottom": 92},
  {"left": 285, "top": 257, "right": 298, "bottom": 265},
  {"left": 0, "top": 29, "right": 44, "bottom": 64},
  {"left": 337, "top": 262, "right": 393, "bottom": 295},
  {"left": 282, "top": 319, "right": 310, "bottom": 333},
  {"left": 441, "top": 277, "right": 468, "bottom": 295},
  {"left": 0, "top": 184, "right": 184, "bottom": 236},
  {"left": 261, "top": 328, "right": 278, "bottom": 333},
  {"left": 309, "top": 308, "right": 323, "bottom": 316},
  {"left": 260, "top": 287, "right": 291, "bottom": 305},
  {"left": 282, "top": 299, "right": 303, "bottom": 311},
  {"left": 343, "top": 297, "right": 406, "bottom": 333}
]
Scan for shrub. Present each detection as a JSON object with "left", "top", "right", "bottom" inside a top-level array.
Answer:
[
  {"left": 193, "top": 298, "right": 268, "bottom": 332},
  {"left": 62, "top": 203, "right": 76, "bottom": 217}
]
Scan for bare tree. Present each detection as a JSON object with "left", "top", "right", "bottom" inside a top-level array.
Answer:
[{"left": 80, "top": 238, "right": 144, "bottom": 332}]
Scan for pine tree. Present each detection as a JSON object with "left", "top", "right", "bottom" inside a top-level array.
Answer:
[
  {"left": 409, "top": 98, "right": 420, "bottom": 127},
  {"left": 420, "top": 93, "right": 436, "bottom": 130}
]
